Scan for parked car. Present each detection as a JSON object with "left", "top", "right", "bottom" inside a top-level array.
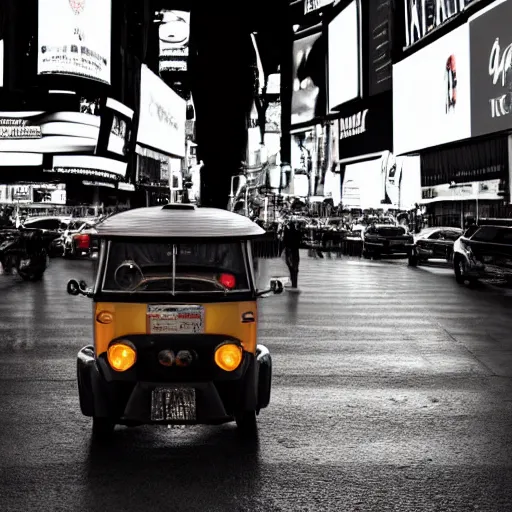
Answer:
[
  {"left": 453, "top": 225, "right": 512, "bottom": 285},
  {"left": 62, "top": 220, "right": 98, "bottom": 258},
  {"left": 20, "top": 216, "right": 70, "bottom": 257},
  {"left": 409, "top": 227, "right": 463, "bottom": 266},
  {"left": 362, "top": 224, "right": 414, "bottom": 259},
  {"left": 321, "top": 217, "right": 350, "bottom": 249}
]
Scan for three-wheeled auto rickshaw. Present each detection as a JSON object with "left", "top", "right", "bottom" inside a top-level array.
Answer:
[{"left": 67, "top": 204, "right": 284, "bottom": 440}]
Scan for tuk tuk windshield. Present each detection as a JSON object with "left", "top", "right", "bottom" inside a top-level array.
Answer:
[{"left": 102, "top": 240, "right": 250, "bottom": 294}]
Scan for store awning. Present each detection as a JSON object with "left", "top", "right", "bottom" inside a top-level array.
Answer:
[
  {"left": 82, "top": 180, "right": 116, "bottom": 189},
  {"left": 420, "top": 136, "right": 508, "bottom": 187},
  {"left": 135, "top": 144, "right": 181, "bottom": 162},
  {"left": 339, "top": 151, "right": 387, "bottom": 166}
]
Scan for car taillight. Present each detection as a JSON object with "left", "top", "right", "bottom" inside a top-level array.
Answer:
[{"left": 75, "top": 234, "right": 90, "bottom": 249}]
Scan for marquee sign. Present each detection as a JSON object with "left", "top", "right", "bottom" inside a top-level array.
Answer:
[
  {"left": 304, "top": 0, "right": 334, "bottom": 15},
  {"left": 421, "top": 178, "right": 502, "bottom": 202},
  {"left": 0, "top": 119, "right": 42, "bottom": 139},
  {"left": 404, "top": 0, "right": 475, "bottom": 48},
  {"left": 337, "top": 92, "right": 393, "bottom": 160},
  {"left": 340, "top": 109, "right": 368, "bottom": 140}
]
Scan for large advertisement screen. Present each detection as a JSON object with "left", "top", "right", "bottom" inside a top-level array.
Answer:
[
  {"left": 291, "top": 30, "right": 326, "bottom": 126},
  {"left": 393, "top": 24, "right": 471, "bottom": 155},
  {"left": 0, "top": 40, "right": 3, "bottom": 88},
  {"left": 138, "top": 64, "right": 186, "bottom": 158},
  {"left": 368, "top": 0, "right": 392, "bottom": 96},
  {"left": 159, "top": 10, "right": 190, "bottom": 73},
  {"left": 37, "top": 0, "right": 112, "bottom": 84},
  {"left": 470, "top": 0, "right": 512, "bottom": 137},
  {"left": 0, "top": 40, "right": 4, "bottom": 87},
  {"left": 328, "top": 0, "right": 360, "bottom": 111},
  {"left": 340, "top": 154, "right": 421, "bottom": 210}
]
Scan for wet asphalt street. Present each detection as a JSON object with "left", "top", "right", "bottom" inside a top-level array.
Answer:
[{"left": 1, "top": 252, "right": 512, "bottom": 511}]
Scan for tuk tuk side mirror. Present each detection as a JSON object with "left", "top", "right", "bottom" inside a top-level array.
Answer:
[
  {"left": 67, "top": 279, "right": 93, "bottom": 298},
  {"left": 257, "top": 278, "right": 285, "bottom": 297},
  {"left": 270, "top": 278, "right": 284, "bottom": 295}
]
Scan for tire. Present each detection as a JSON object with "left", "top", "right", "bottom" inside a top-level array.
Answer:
[
  {"left": 65, "top": 246, "right": 76, "bottom": 259},
  {"left": 18, "top": 271, "right": 44, "bottom": 281},
  {"left": 454, "top": 257, "right": 476, "bottom": 286},
  {"left": 235, "top": 411, "right": 258, "bottom": 440},
  {"left": 257, "top": 358, "right": 272, "bottom": 411},
  {"left": 92, "top": 417, "right": 115, "bottom": 441},
  {"left": 408, "top": 255, "right": 418, "bottom": 267}
]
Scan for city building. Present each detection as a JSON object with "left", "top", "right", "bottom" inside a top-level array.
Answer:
[
  {"left": 0, "top": 0, "right": 186, "bottom": 212},
  {"left": 393, "top": 0, "right": 512, "bottom": 227},
  {"left": 283, "top": 0, "right": 422, "bottom": 212}
]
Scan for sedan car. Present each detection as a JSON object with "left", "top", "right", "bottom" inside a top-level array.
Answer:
[
  {"left": 453, "top": 225, "right": 512, "bottom": 285},
  {"left": 408, "top": 227, "right": 463, "bottom": 266},
  {"left": 62, "top": 219, "right": 98, "bottom": 258},
  {"left": 362, "top": 224, "right": 414, "bottom": 259},
  {"left": 321, "top": 217, "right": 349, "bottom": 247}
]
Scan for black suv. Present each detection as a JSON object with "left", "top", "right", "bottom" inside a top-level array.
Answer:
[
  {"left": 362, "top": 224, "right": 414, "bottom": 260},
  {"left": 452, "top": 225, "right": 512, "bottom": 285}
]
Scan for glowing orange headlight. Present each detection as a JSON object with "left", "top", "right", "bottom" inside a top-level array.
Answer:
[
  {"left": 214, "top": 343, "right": 243, "bottom": 372},
  {"left": 107, "top": 341, "right": 137, "bottom": 372}
]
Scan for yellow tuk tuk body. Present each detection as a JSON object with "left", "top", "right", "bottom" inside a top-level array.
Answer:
[{"left": 71, "top": 204, "right": 279, "bottom": 439}]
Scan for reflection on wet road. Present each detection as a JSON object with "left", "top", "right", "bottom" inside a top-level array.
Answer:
[{"left": 1, "top": 253, "right": 512, "bottom": 511}]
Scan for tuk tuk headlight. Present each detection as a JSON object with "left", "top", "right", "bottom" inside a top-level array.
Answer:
[
  {"left": 214, "top": 343, "right": 243, "bottom": 372},
  {"left": 107, "top": 341, "right": 137, "bottom": 372}
]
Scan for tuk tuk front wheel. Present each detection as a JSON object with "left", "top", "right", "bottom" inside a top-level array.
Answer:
[
  {"left": 235, "top": 411, "right": 257, "bottom": 438},
  {"left": 92, "top": 417, "right": 115, "bottom": 441}
]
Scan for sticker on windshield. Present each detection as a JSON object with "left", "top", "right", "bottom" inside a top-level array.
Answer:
[{"left": 147, "top": 305, "right": 205, "bottom": 334}]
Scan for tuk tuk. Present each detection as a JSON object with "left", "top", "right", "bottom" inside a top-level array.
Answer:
[{"left": 67, "top": 204, "right": 284, "bottom": 440}]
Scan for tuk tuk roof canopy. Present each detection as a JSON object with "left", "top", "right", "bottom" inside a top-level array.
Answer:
[{"left": 95, "top": 204, "right": 266, "bottom": 238}]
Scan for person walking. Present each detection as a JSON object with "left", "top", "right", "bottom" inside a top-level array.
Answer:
[{"left": 282, "top": 218, "right": 302, "bottom": 292}]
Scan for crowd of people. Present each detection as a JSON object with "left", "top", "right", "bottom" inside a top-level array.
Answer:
[{"left": 264, "top": 201, "right": 430, "bottom": 293}]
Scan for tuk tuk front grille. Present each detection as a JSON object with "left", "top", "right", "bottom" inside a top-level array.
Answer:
[{"left": 110, "top": 334, "right": 246, "bottom": 383}]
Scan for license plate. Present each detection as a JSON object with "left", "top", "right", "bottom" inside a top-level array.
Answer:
[
  {"left": 147, "top": 305, "right": 204, "bottom": 334},
  {"left": 389, "top": 240, "right": 403, "bottom": 246},
  {"left": 151, "top": 387, "right": 196, "bottom": 421},
  {"left": 483, "top": 256, "right": 493, "bottom": 263}
]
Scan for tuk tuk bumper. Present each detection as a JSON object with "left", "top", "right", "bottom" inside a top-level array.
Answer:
[{"left": 77, "top": 340, "right": 272, "bottom": 425}]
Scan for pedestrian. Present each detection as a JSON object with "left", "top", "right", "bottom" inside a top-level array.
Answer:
[{"left": 282, "top": 218, "right": 302, "bottom": 292}]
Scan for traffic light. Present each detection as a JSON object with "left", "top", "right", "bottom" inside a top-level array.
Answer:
[{"left": 183, "top": 177, "right": 193, "bottom": 189}]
